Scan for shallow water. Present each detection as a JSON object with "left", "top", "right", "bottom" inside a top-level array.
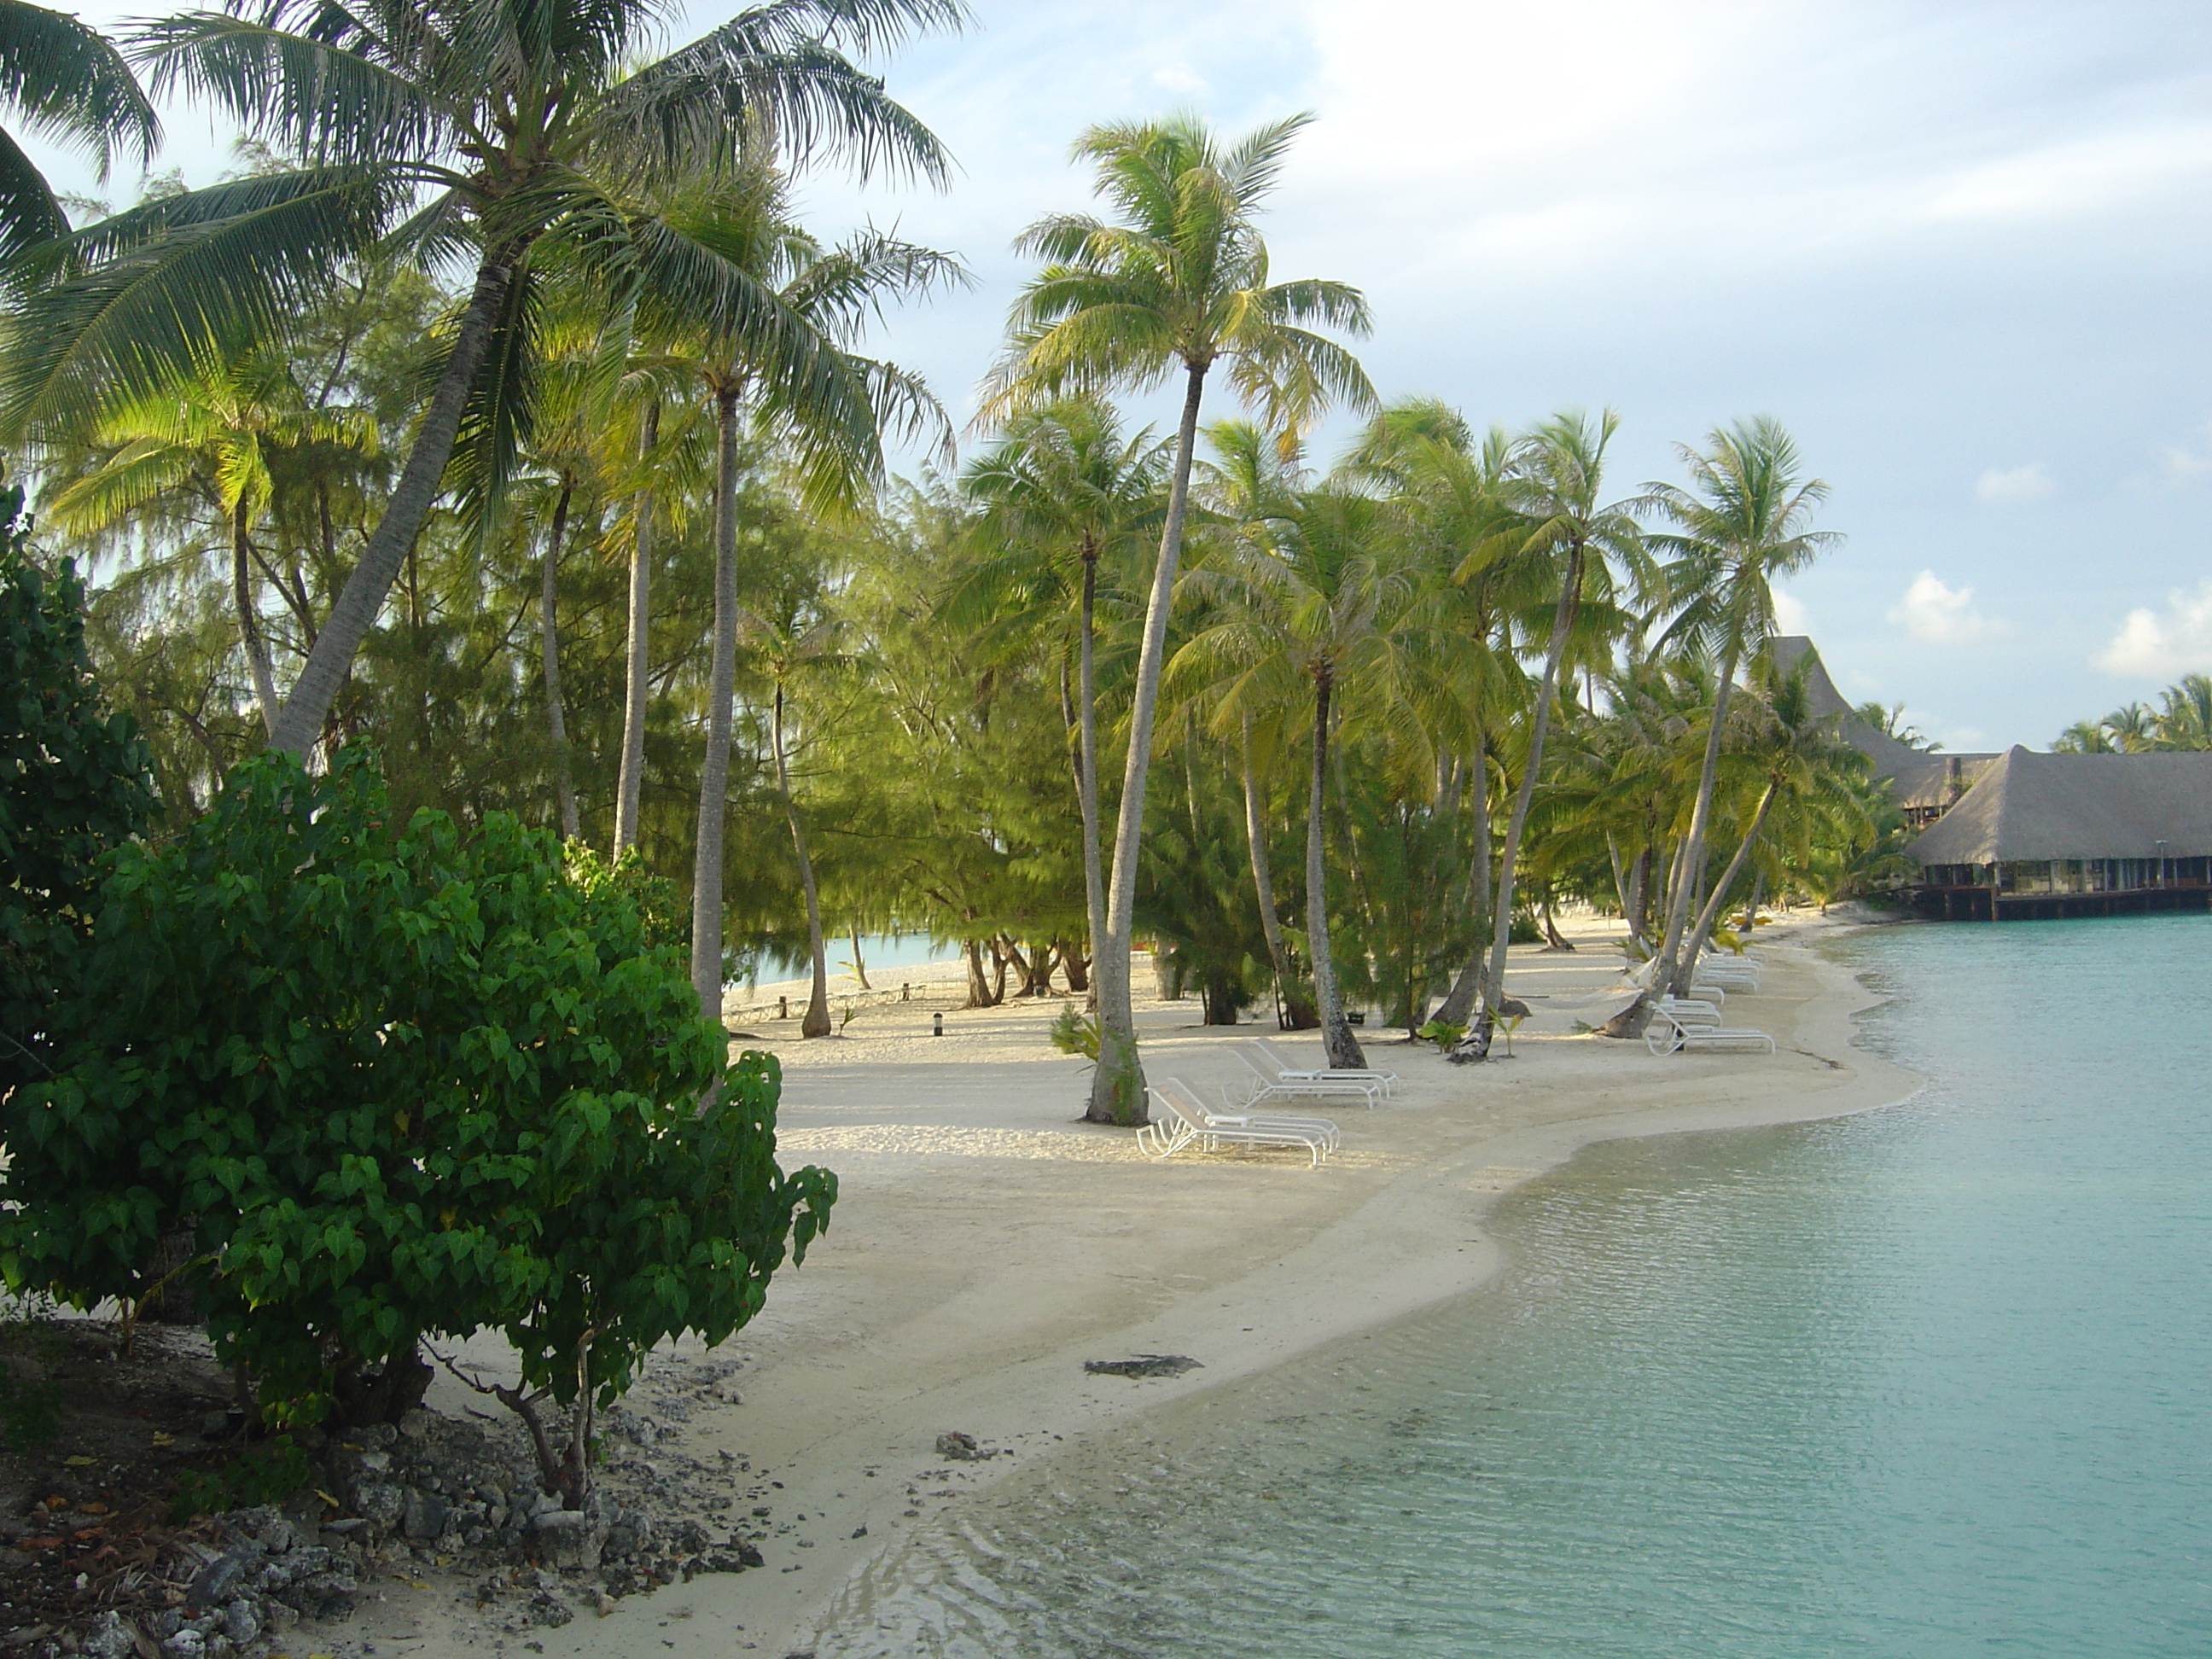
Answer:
[{"left": 816, "top": 912, "right": 2212, "bottom": 1657}]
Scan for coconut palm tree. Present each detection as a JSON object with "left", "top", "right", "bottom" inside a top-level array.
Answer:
[
  {"left": 3, "top": 0, "right": 958, "bottom": 758},
  {"left": 739, "top": 592, "right": 846, "bottom": 1036},
  {"left": 645, "top": 170, "right": 956, "bottom": 1016},
  {"left": 1176, "top": 485, "right": 1425, "bottom": 1069},
  {"left": 983, "top": 112, "right": 1374, "bottom": 1124},
  {"left": 1447, "top": 410, "right": 1644, "bottom": 1056},
  {"left": 952, "top": 398, "right": 1167, "bottom": 994},
  {"left": 40, "top": 348, "right": 375, "bottom": 736},
  {"left": 0, "top": 0, "right": 159, "bottom": 262},
  {"left": 1677, "top": 658, "right": 1866, "bottom": 960},
  {"left": 1635, "top": 417, "right": 1838, "bottom": 1011},
  {"left": 2153, "top": 673, "right": 2212, "bottom": 749}
]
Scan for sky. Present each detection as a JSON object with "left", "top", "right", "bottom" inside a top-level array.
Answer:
[{"left": 32, "top": 0, "right": 2212, "bottom": 750}]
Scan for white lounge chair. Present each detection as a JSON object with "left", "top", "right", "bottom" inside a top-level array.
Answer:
[
  {"left": 1137, "top": 1080, "right": 1338, "bottom": 1167},
  {"left": 1231, "top": 1045, "right": 1382, "bottom": 1109},
  {"left": 1251, "top": 1036, "right": 1399, "bottom": 1097},
  {"left": 1645, "top": 1006, "right": 1775, "bottom": 1056},
  {"left": 1656, "top": 996, "right": 1724, "bottom": 1027}
]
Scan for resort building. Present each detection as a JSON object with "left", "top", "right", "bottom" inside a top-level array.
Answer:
[
  {"left": 1767, "top": 637, "right": 2212, "bottom": 919},
  {"left": 1905, "top": 748, "right": 2212, "bottom": 918}
]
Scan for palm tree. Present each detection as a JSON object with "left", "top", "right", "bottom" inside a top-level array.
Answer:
[
  {"left": 983, "top": 112, "right": 1374, "bottom": 1125},
  {"left": 649, "top": 172, "right": 955, "bottom": 1017},
  {"left": 1678, "top": 659, "right": 1866, "bottom": 958},
  {"left": 1177, "top": 485, "right": 1423, "bottom": 1069},
  {"left": 739, "top": 595, "right": 845, "bottom": 1037},
  {"left": 2100, "top": 701, "right": 2157, "bottom": 752},
  {"left": 41, "top": 348, "right": 375, "bottom": 736},
  {"left": 2052, "top": 719, "right": 2116, "bottom": 754},
  {"left": 953, "top": 398, "right": 1166, "bottom": 998},
  {"left": 3, "top": 0, "right": 958, "bottom": 758},
  {"left": 1452, "top": 410, "right": 1644, "bottom": 1056},
  {"left": 1635, "top": 417, "right": 1838, "bottom": 1011},
  {"left": 0, "top": 0, "right": 158, "bottom": 261},
  {"left": 2153, "top": 673, "right": 2212, "bottom": 749}
]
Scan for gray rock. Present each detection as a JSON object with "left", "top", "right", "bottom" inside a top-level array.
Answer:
[
  {"left": 354, "top": 1481, "right": 405, "bottom": 1531},
  {"left": 81, "top": 1611, "right": 135, "bottom": 1659},
  {"left": 356, "top": 1450, "right": 392, "bottom": 1475},
  {"left": 401, "top": 1487, "right": 449, "bottom": 1540},
  {"left": 398, "top": 1408, "right": 433, "bottom": 1441},
  {"left": 189, "top": 1547, "right": 259, "bottom": 1609},
  {"left": 530, "top": 1509, "right": 603, "bottom": 1572},
  {"left": 220, "top": 1600, "right": 258, "bottom": 1646},
  {"left": 160, "top": 1631, "right": 207, "bottom": 1659},
  {"left": 359, "top": 1422, "right": 399, "bottom": 1449}
]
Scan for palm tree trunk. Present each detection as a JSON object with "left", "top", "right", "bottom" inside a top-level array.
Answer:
[
  {"left": 614, "top": 399, "right": 659, "bottom": 855},
  {"left": 1077, "top": 542, "right": 1106, "bottom": 1016},
  {"left": 1654, "top": 634, "right": 1744, "bottom": 1000},
  {"left": 268, "top": 247, "right": 521, "bottom": 756},
  {"left": 1088, "top": 360, "right": 1208, "bottom": 1126},
  {"left": 690, "top": 385, "right": 742, "bottom": 1021},
  {"left": 539, "top": 479, "right": 579, "bottom": 839},
  {"left": 1241, "top": 713, "right": 1317, "bottom": 1029},
  {"left": 1307, "top": 671, "right": 1366, "bottom": 1069},
  {"left": 230, "top": 502, "right": 280, "bottom": 739},
  {"left": 1467, "top": 546, "right": 1582, "bottom": 1057},
  {"left": 1681, "top": 778, "right": 1778, "bottom": 968},
  {"left": 849, "top": 928, "right": 871, "bottom": 991},
  {"left": 1433, "top": 737, "right": 1493, "bottom": 1026},
  {"left": 772, "top": 684, "right": 832, "bottom": 1038}
]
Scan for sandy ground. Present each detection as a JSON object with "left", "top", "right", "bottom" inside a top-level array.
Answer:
[{"left": 373, "top": 911, "right": 1919, "bottom": 1659}]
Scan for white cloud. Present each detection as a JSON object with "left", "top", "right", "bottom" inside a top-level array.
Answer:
[
  {"left": 1889, "top": 572, "right": 2000, "bottom": 643},
  {"left": 2095, "top": 580, "right": 2212, "bottom": 678},
  {"left": 1150, "top": 62, "right": 1209, "bottom": 96},
  {"left": 1976, "top": 462, "right": 2055, "bottom": 504},
  {"left": 1770, "top": 587, "right": 1811, "bottom": 636},
  {"left": 2154, "top": 422, "right": 2212, "bottom": 487}
]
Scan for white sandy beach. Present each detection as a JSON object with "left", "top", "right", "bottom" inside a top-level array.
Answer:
[{"left": 369, "top": 913, "right": 1918, "bottom": 1658}]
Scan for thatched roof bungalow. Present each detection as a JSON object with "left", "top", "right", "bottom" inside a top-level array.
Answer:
[
  {"left": 1769, "top": 636, "right": 1999, "bottom": 823},
  {"left": 1907, "top": 746, "right": 2212, "bottom": 918}
]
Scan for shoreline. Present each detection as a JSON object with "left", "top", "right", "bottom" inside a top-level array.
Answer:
[{"left": 380, "top": 914, "right": 1922, "bottom": 1659}]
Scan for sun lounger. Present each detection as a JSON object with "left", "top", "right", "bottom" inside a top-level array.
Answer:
[
  {"left": 1657, "top": 996, "right": 1724, "bottom": 1027},
  {"left": 1231, "top": 1045, "right": 1382, "bottom": 1109},
  {"left": 1645, "top": 1006, "right": 1775, "bottom": 1056},
  {"left": 1136, "top": 1080, "right": 1338, "bottom": 1167},
  {"left": 1251, "top": 1036, "right": 1399, "bottom": 1097}
]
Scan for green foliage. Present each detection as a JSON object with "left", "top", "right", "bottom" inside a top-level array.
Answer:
[
  {"left": 0, "top": 748, "right": 835, "bottom": 1451},
  {"left": 171, "top": 1435, "right": 311, "bottom": 1522},
  {"left": 0, "top": 486, "right": 158, "bottom": 1099},
  {"left": 1048, "top": 1001, "right": 1101, "bottom": 1062},
  {"left": 1415, "top": 1018, "right": 1465, "bottom": 1049}
]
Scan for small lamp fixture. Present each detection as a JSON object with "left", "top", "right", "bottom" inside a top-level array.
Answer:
[{"left": 932, "top": 1011, "right": 944, "bottom": 1037}]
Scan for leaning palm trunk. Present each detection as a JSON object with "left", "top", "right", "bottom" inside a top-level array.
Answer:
[
  {"left": 230, "top": 503, "right": 280, "bottom": 738},
  {"left": 1680, "top": 779, "right": 1778, "bottom": 969},
  {"left": 1605, "top": 639, "right": 1745, "bottom": 1038},
  {"left": 1655, "top": 637, "right": 1743, "bottom": 998},
  {"left": 772, "top": 684, "right": 832, "bottom": 1038},
  {"left": 1307, "top": 672, "right": 1366, "bottom": 1069},
  {"left": 614, "top": 400, "right": 658, "bottom": 854},
  {"left": 1076, "top": 541, "right": 1106, "bottom": 1015},
  {"left": 689, "top": 386, "right": 742, "bottom": 1020},
  {"left": 1240, "top": 714, "right": 1317, "bottom": 1029},
  {"left": 1433, "top": 736, "right": 1493, "bottom": 1026},
  {"left": 1088, "top": 364, "right": 1208, "bottom": 1126},
  {"left": 539, "top": 480, "right": 579, "bottom": 839},
  {"left": 1464, "top": 549, "right": 1582, "bottom": 1057},
  {"left": 269, "top": 250, "right": 521, "bottom": 756}
]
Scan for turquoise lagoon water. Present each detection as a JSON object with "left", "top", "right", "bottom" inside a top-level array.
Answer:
[{"left": 817, "top": 912, "right": 2212, "bottom": 1656}]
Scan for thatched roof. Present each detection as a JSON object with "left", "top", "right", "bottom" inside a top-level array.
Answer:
[
  {"left": 1767, "top": 637, "right": 1998, "bottom": 808},
  {"left": 1906, "top": 746, "right": 2212, "bottom": 864}
]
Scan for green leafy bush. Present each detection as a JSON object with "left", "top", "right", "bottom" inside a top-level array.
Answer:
[
  {"left": 1415, "top": 1018, "right": 1465, "bottom": 1049},
  {"left": 0, "top": 749, "right": 834, "bottom": 1505},
  {"left": 172, "top": 1435, "right": 311, "bottom": 1522},
  {"left": 0, "top": 488, "right": 157, "bottom": 1101}
]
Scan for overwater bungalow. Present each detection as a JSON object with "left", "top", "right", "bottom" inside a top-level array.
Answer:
[
  {"left": 1906, "top": 748, "right": 2212, "bottom": 919},
  {"left": 1768, "top": 637, "right": 2212, "bottom": 919}
]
